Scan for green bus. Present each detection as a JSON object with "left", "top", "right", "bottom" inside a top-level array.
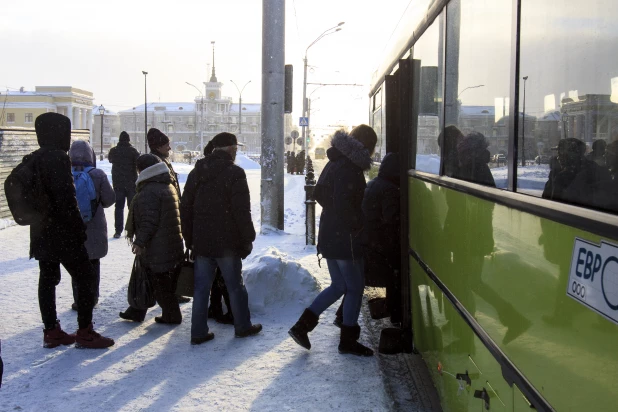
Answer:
[{"left": 369, "top": 0, "right": 618, "bottom": 410}]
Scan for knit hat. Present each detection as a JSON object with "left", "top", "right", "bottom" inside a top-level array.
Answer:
[
  {"left": 136, "top": 153, "right": 161, "bottom": 172},
  {"left": 119, "top": 131, "right": 130, "bottom": 143},
  {"left": 204, "top": 132, "right": 241, "bottom": 155},
  {"left": 147, "top": 128, "right": 170, "bottom": 150}
]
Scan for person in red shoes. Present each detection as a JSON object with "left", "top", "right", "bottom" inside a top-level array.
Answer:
[{"left": 29, "top": 113, "right": 114, "bottom": 349}]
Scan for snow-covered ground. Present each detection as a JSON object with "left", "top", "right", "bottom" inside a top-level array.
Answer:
[{"left": 0, "top": 158, "right": 390, "bottom": 411}]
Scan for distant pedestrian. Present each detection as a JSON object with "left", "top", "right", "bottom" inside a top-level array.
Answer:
[
  {"left": 69, "top": 140, "right": 115, "bottom": 311},
  {"left": 289, "top": 125, "right": 377, "bottom": 356},
  {"left": 296, "top": 150, "right": 306, "bottom": 175},
  {"left": 181, "top": 132, "right": 262, "bottom": 345},
  {"left": 119, "top": 154, "right": 184, "bottom": 324},
  {"left": 30, "top": 113, "right": 114, "bottom": 349},
  {"left": 108, "top": 131, "right": 140, "bottom": 238},
  {"left": 288, "top": 152, "right": 296, "bottom": 174},
  {"left": 147, "top": 128, "right": 191, "bottom": 304}
]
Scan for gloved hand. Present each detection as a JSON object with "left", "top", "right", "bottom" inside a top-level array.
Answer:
[{"left": 239, "top": 243, "right": 253, "bottom": 259}]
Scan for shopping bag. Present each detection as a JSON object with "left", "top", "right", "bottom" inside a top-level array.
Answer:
[
  {"left": 127, "top": 256, "right": 156, "bottom": 310},
  {"left": 175, "top": 251, "right": 194, "bottom": 297}
]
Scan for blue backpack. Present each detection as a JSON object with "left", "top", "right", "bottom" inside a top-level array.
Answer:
[{"left": 72, "top": 166, "right": 98, "bottom": 223}]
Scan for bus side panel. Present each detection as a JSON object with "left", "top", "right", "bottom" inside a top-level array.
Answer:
[{"left": 409, "top": 176, "right": 618, "bottom": 411}]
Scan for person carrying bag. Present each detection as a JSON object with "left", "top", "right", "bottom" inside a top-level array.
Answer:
[{"left": 119, "top": 154, "right": 184, "bottom": 324}]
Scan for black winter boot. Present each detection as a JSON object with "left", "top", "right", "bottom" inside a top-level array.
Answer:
[
  {"left": 338, "top": 325, "right": 374, "bottom": 357},
  {"left": 333, "top": 302, "right": 343, "bottom": 328},
  {"left": 288, "top": 308, "right": 319, "bottom": 350}
]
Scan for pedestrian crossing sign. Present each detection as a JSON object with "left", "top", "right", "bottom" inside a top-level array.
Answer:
[{"left": 299, "top": 117, "right": 309, "bottom": 127}]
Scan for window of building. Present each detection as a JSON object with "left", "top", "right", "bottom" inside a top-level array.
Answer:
[
  {"left": 518, "top": 0, "right": 617, "bottom": 214},
  {"left": 25, "top": 113, "right": 34, "bottom": 123},
  {"left": 443, "top": 0, "right": 511, "bottom": 188},
  {"left": 412, "top": 12, "right": 444, "bottom": 174},
  {"left": 6, "top": 113, "right": 15, "bottom": 123}
]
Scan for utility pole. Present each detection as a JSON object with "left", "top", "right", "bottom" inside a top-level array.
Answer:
[
  {"left": 261, "top": 0, "right": 285, "bottom": 231},
  {"left": 142, "top": 71, "right": 148, "bottom": 153}
]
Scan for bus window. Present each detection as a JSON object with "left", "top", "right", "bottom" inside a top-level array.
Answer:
[
  {"left": 412, "top": 13, "right": 444, "bottom": 175},
  {"left": 518, "top": 0, "right": 617, "bottom": 213},
  {"left": 443, "top": 0, "right": 512, "bottom": 188}
]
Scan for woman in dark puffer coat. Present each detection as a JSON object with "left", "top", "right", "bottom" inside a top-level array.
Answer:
[
  {"left": 289, "top": 125, "right": 377, "bottom": 357},
  {"left": 119, "top": 154, "right": 184, "bottom": 324}
]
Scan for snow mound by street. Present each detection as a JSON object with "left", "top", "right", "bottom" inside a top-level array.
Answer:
[
  {"left": 0, "top": 218, "right": 16, "bottom": 230},
  {"left": 236, "top": 153, "right": 260, "bottom": 169},
  {"left": 244, "top": 247, "right": 320, "bottom": 314}
]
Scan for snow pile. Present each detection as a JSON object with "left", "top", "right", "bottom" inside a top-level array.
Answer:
[
  {"left": 236, "top": 153, "right": 260, "bottom": 169},
  {"left": 244, "top": 247, "right": 320, "bottom": 314},
  {"left": 0, "top": 218, "right": 16, "bottom": 230}
]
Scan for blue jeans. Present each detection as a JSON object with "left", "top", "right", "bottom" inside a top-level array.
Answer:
[
  {"left": 309, "top": 259, "right": 365, "bottom": 327},
  {"left": 191, "top": 256, "right": 252, "bottom": 338},
  {"left": 114, "top": 188, "right": 135, "bottom": 234}
]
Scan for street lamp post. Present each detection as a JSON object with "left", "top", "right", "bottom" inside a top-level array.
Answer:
[
  {"left": 186, "top": 82, "right": 204, "bottom": 151},
  {"left": 142, "top": 71, "right": 148, "bottom": 153},
  {"left": 457, "top": 84, "right": 484, "bottom": 99},
  {"left": 230, "top": 80, "right": 251, "bottom": 141},
  {"left": 522, "top": 76, "right": 528, "bottom": 167},
  {"left": 302, "top": 22, "right": 344, "bottom": 171},
  {"left": 98, "top": 105, "right": 105, "bottom": 160}
]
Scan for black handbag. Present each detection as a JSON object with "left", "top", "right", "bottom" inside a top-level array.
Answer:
[
  {"left": 127, "top": 256, "right": 156, "bottom": 310},
  {"left": 175, "top": 250, "right": 194, "bottom": 297}
]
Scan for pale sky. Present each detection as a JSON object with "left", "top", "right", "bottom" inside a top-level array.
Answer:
[{"left": 0, "top": 0, "right": 412, "bottom": 132}]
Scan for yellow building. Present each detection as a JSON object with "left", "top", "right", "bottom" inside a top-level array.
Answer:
[{"left": 0, "top": 86, "right": 95, "bottom": 129}]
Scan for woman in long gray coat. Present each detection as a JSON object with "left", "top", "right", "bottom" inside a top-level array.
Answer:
[{"left": 69, "top": 140, "right": 115, "bottom": 310}]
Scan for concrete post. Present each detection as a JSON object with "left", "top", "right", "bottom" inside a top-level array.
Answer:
[{"left": 260, "top": 0, "right": 285, "bottom": 231}]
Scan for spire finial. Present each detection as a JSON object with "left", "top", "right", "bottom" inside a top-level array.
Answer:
[{"left": 210, "top": 41, "right": 217, "bottom": 82}]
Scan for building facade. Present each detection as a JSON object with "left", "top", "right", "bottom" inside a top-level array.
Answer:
[
  {"left": 117, "top": 64, "right": 262, "bottom": 155},
  {"left": 0, "top": 86, "right": 94, "bottom": 130}
]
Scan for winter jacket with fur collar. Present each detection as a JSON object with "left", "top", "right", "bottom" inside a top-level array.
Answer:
[
  {"left": 314, "top": 130, "right": 372, "bottom": 260},
  {"left": 130, "top": 163, "right": 183, "bottom": 273}
]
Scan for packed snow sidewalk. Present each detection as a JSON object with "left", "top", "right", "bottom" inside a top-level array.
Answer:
[{"left": 0, "top": 159, "right": 391, "bottom": 411}]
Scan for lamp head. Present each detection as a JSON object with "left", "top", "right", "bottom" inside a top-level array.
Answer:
[
  {"left": 142, "top": 71, "right": 148, "bottom": 75},
  {"left": 523, "top": 76, "right": 529, "bottom": 81},
  {"left": 338, "top": 22, "right": 345, "bottom": 26},
  {"left": 98, "top": 105, "right": 105, "bottom": 115}
]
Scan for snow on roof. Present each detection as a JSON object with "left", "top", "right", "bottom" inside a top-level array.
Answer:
[
  {"left": 460, "top": 106, "right": 495, "bottom": 116},
  {"left": 119, "top": 102, "right": 196, "bottom": 113},
  {"left": 229, "top": 103, "right": 261, "bottom": 114}
]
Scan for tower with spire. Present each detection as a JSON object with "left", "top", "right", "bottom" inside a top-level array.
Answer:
[{"left": 205, "top": 41, "right": 223, "bottom": 102}]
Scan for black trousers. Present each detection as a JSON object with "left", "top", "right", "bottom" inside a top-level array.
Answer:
[
  {"left": 127, "top": 265, "right": 182, "bottom": 322},
  {"left": 114, "top": 188, "right": 136, "bottom": 235},
  {"left": 38, "top": 245, "right": 95, "bottom": 330},
  {"left": 72, "top": 259, "right": 100, "bottom": 305}
]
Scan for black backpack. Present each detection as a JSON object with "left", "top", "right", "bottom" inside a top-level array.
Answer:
[{"left": 4, "top": 152, "right": 49, "bottom": 226}]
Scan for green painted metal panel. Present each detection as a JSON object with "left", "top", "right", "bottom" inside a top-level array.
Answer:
[{"left": 409, "top": 177, "right": 618, "bottom": 411}]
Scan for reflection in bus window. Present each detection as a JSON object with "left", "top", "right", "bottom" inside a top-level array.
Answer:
[
  {"left": 518, "top": 0, "right": 618, "bottom": 214},
  {"left": 413, "top": 13, "right": 443, "bottom": 174},
  {"left": 444, "top": 0, "right": 511, "bottom": 188}
]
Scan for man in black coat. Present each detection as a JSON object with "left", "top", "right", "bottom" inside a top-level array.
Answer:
[
  {"left": 30, "top": 113, "right": 114, "bottom": 349},
  {"left": 181, "top": 132, "right": 262, "bottom": 345},
  {"left": 108, "top": 131, "right": 140, "bottom": 238},
  {"left": 147, "top": 128, "right": 190, "bottom": 303},
  {"left": 361, "top": 152, "right": 401, "bottom": 322}
]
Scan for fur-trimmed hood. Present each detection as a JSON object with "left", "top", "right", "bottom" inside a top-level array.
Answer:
[
  {"left": 135, "top": 162, "right": 171, "bottom": 186},
  {"left": 328, "top": 130, "right": 373, "bottom": 171}
]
